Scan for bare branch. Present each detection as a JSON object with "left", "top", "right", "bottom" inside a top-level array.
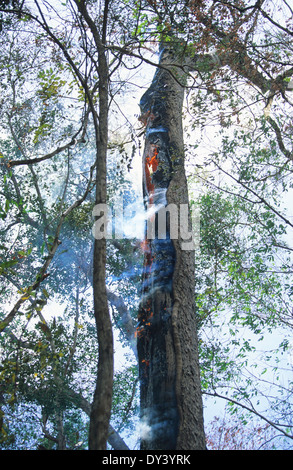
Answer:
[
  {"left": 204, "top": 390, "right": 293, "bottom": 440},
  {"left": 7, "top": 127, "right": 87, "bottom": 167},
  {"left": 214, "top": 161, "right": 293, "bottom": 230}
]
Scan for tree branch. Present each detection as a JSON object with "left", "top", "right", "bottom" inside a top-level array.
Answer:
[
  {"left": 64, "top": 386, "right": 130, "bottom": 450},
  {"left": 265, "top": 115, "right": 293, "bottom": 161},
  {"left": 213, "top": 161, "right": 293, "bottom": 229},
  {"left": 107, "top": 288, "right": 137, "bottom": 359},
  {"left": 7, "top": 126, "right": 87, "bottom": 167},
  {"left": 0, "top": 159, "right": 95, "bottom": 334},
  {"left": 204, "top": 390, "right": 293, "bottom": 440}
]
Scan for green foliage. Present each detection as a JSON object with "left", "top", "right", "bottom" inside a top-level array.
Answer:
[
  {"left": 112, "top": 365, "right": 138, "bottom": 431},
  {"left": 1, "top": 0, "right": 293, "bottom": 450},
  {"left": 0, "top": 8, "right": 142, "bottom": 446},
  {"left": 192, "top": 87, "right": 293, "bottom": 447}
]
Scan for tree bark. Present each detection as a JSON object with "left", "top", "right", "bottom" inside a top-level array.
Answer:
[
  {"left": 87, "top": 28, "right": 114, "bottom": 452},
  {"left": 137, "top": 43, "right": 206, "bottom": 450}
]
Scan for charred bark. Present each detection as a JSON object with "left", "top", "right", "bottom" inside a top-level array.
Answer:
[{"left": 137, "top": 44, "right": 206, "bottom": 450}]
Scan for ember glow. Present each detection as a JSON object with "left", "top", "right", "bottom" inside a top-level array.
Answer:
[{"left": 145, "top": 146, "right": 160, "bottom": 212}]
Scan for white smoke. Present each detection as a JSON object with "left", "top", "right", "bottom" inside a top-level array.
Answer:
[{"left": 138, "top": 416, "right": 152, "bottom": 442}]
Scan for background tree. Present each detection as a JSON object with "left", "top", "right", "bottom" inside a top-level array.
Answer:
[
  {"left": 0, "top": 0, "right": 135, "bottom": 449},
  {"left": 205, "top": 414, "right": 282, "bottom": 450},
  {"left": 0, "top": 0, "right": 293, "bottom": 450},
  {"left": 182, "top": 0, "right": 293, "bottom": 446}
]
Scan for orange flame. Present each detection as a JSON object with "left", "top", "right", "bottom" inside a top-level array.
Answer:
[
  {"left": 145, "top": 146, "right": 159, "bottom": 197},
  {"left": 140, "top": 239, "right": 151, "bottom": 253}
]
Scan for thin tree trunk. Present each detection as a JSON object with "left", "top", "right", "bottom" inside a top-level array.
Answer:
[
  {"left": 56, "top": 411, "right": 67, "bottom": 450},
  {"left": 88, "top": 42, "right": 114, "bottom": 451},
  {"left": 69, "top": 0, "right": 114, "bottom": 451},
  {"left": 137, "top": 43, "right": 206, "bottom": 450}
]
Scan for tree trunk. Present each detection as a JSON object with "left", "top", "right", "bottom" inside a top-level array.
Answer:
[
  {"left": 137, "top": 43, "right": 206, "bottom": 450},
  {"left": 56, "top": 411, "right": 67, "bottom": 450},
  {"left": 88, "top": 42, "right": 114, "bottom": 450}
]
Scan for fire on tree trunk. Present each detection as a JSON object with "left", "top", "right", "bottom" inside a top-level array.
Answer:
[{"left": 137, "top": 44, "right": 206, "bottom": 450}]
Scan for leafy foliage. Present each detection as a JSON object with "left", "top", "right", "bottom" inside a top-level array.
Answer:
[{"left": 0, "top": 0, "right": 293, "bottom": 450}]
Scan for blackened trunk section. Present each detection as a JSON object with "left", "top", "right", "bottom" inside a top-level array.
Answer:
[{"left": 137, "top": 44, "right": 206, "bottom": 450}]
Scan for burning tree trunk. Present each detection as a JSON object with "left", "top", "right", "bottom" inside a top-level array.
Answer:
[{"left": 137, "top": 44, "right": 206, "bottom": 450}]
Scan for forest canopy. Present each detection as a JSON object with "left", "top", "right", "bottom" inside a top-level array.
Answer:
[{"left": 0, "top": 0, "right": 292, "bottom": 451}]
